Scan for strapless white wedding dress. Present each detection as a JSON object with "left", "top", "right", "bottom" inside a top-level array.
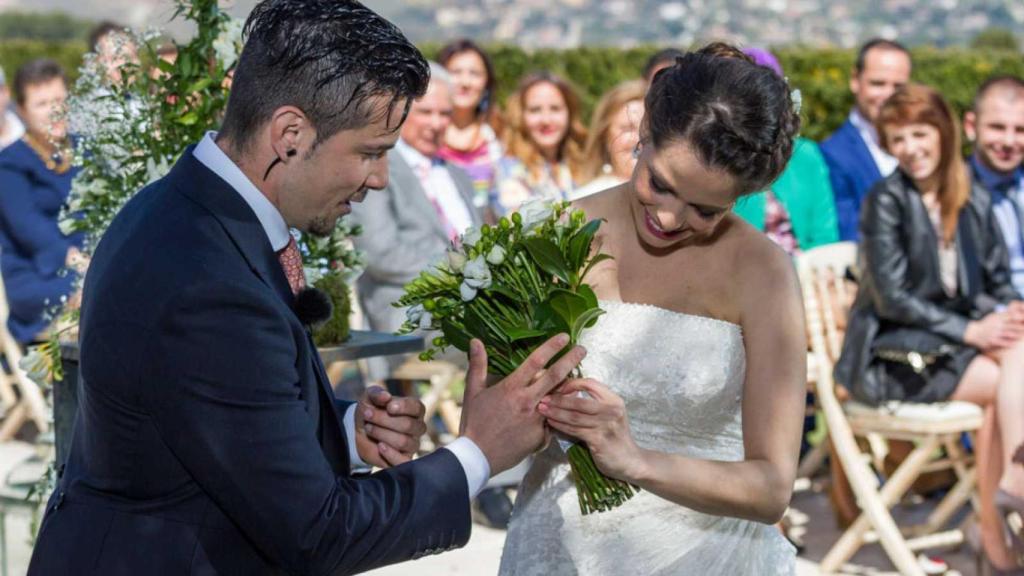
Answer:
[{"left": 499, "top": 300, "right": 796, "bottom": 575}]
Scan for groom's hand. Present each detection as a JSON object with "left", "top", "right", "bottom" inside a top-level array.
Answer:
[
  {"left": 355, "top": 386, "right": 427, "bottom": 468},
  {"left": 460, "top": 335, "right": 586, "bottom": 475}
]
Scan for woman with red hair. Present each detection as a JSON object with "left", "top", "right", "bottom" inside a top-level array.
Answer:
[{"left": 836, "top": 83, "right": 1024, "bottom": 571}]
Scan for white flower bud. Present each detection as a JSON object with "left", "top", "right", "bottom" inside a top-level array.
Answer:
[
  {"left": 461, "top": 226, "right": 482, "bottom": 247},
  {"left": 460, "top": 282, "right": 478, "bottom": 302},
  {"left": 518, "top": 199, "right": 554, "bottom": 233},
  {"left": 462, "top": 256, "right": 492, "bottom": 290},
  {"left": 486, "top": 245, "right": 506, "bottom": 266},
  {"left": 447, "top": 250, "right": 467, "bottom": 273},
  {"left": 406, "top": 304, "right": 425, "bottom": 324}
]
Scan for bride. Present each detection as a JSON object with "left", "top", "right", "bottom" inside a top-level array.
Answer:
[{"left": 496, "top": 44, "right": 805, "bottom": 574}]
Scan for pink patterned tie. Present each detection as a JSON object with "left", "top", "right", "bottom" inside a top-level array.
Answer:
[{"left": 277, "top": 235, "right": 306, "bottom": 296}]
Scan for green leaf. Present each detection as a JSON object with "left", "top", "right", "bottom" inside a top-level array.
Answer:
[
  {"left": 180, "top": 51, "right": 193, "bottom": 77},
  {"left": 485, "top": 283, "right": 521, "bottom": 301},
  {"left": 571, "top": 308, "right": 605, "bottom": 342},
  {"left": 522, "top": 237, "right": 571, "bottom": 285},
  {"left": 462, "top": 306, "right": 492, "bottom": 341},
  {"left": 187, "top": 78, "right": 213, "bottom": 94},
  {"left": 581, "top": 253, "right": 613, "bottom": 282},
  {"left": 548, "top": 289, "right": 590, "bottom": 333},
  {"left": 567, "top": 219, "right": 602, "bottom": 271},
  {"left": 577, "top": 284, "right": 599, "bottom": 310},
  {"left": 440, "top": 319, "right": 471, "bottom": 352},
  {"left": 505, "top": 323, "right": 549, "bottom": 341},
  {"left": 533, "top": 300, "right": 570, "bottom": 334},
  {"left": 176, "top": 111, "right": 199, "bottom": 125}
]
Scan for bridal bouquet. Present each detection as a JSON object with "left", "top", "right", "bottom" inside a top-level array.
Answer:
[{"left": 395, "top": 200, "right": 636, "bottom": 514}]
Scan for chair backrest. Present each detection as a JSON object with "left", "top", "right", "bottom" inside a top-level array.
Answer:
[
  {"left": 0, "top": 260, "right": 50, "bottom": 436},
  {"left": 796, "top": 242, "right": 857, "bottom": 366}
]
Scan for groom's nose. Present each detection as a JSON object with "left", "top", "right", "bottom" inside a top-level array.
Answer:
[{"left": 365, "top": 156, "right": 390, "bottom": 191}]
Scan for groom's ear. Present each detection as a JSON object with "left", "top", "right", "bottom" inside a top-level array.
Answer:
[{"left": 268, "top": 105, "right": 313, "bottom": 161}]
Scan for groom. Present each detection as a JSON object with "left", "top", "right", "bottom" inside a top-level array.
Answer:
[{"left": 28, "top": 1, "right": 583, "bottom": 574}]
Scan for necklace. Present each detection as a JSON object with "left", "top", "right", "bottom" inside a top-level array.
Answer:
[{"left": 23, "top": 133, "right": 72, "bottom": 175}]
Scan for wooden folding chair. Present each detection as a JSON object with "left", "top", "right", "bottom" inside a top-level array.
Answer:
[
  {"left": 797, "top": 242, "right": 982, "bottom": 576},
  {"left": 0, "top": 270, "right": 49, "bottom": 441}
]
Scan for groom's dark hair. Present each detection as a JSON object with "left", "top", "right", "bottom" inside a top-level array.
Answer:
[{"left": 219, "top": 0, "right": 430, "bottom": 154}]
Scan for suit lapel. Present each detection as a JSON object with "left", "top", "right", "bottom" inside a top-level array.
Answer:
[
  {"left": 171, "top": 151, "right": 352, "bottom": 472},
  {"left": 842, "top": 120, "right": 883, "bottom": 184},
  {"left": 173, "top": 151, "right": 296, "bottom": 308}
]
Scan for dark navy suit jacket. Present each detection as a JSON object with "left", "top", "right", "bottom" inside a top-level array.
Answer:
[
  {"left": 28, "top": 150, "right": 471, "bottom": 575},
  {"left": 0, "top": 139, "right": 82, "bottom": 343},
  {"left": 820, "top": 118, "right": 884, "bottom": 242}
]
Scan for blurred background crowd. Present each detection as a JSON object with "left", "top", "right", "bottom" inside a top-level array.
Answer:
[{"left": 2, "top": 9, "right": 1024, "bottom": 575}]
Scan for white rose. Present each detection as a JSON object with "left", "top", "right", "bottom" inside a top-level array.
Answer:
[
  {"left": 419, "top": 311, "right": 433, "bottom": 330},
  {"left": 462, "top": 256, "right": 492, "bottom": 290},
  {"left": 519, "top": 199, "right": 554, "bottom": 233},
  {"left": 486, "top": 245, "right": 506, "bottom": 266},
  {"left": 460, "top": 282, "right": 478, "bottom": 302},
  {"left": 447, "top": 250, "right": 467, "bottom": 273},
  {"left": 461, "top": 226, "right": 482, "bottom": 248}
]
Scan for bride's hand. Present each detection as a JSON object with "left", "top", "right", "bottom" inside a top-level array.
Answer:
[{"left": 539, "top": 378, "right": 646, "bottom": 482}]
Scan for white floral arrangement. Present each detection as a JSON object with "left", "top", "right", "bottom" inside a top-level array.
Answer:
[{"left": 394, "top": 200, "right": 637, "bottom": 514}]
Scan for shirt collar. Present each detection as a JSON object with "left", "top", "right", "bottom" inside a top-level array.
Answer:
[
  {"left": 970, "top": 152, "right": 1024, "bottom": 196},
  {"left": 396, "top": 138, "right": 444, "bottom": 169},
  {"left": 849, "top": 108, "right": 880, "bottom": 148},
  {"left": 192, "top": 131, "right": 292, "bottom": 251}
]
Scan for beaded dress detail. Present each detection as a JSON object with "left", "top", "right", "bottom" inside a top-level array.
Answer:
[{"left": 499, "top": 300, "right": 796, "bottom": 575}]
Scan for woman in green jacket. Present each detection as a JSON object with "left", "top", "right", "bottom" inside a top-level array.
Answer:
[{"left": 733, "top": 49, "right": 839, "bottom": 254}]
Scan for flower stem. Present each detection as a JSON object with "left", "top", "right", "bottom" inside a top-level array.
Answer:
[{"left": 566, "top": 443, "right": 637, "bottom": 515}]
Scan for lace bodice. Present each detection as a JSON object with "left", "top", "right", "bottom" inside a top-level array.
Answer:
[{"left": 499, "top": 300, "right": 795, "bottom": 575}]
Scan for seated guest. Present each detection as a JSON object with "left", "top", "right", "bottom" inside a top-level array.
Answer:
[
  {"left": 821, "top": 39, "right": 912, "bottom": 241},
  {"left": 351, "top": 64, "right": 514, "bottom": 528},
  {"left": 733, "top": 48, "right": 839, "bottom": 254},
  {"left": 642, "top": 47, "right": 685, "bottom": 85},
  {"left": 0, "top": 66, "right": 25, "bottom": 150},
  {"left": 573, "top": 79, "right": 645, "bottom": 200},
  {"left": 438, "top": 39, "right": 503, "bottom": 217},
  {"left": 89, "top": 20, "right": 139, "bottom": 85},
  {"left": 493, "top": 72, "right": 586, "bottom": 213},
  {"left": 351, "top": 62, "right": 482, "bottom": 361},
  {"left": 835, "top": 84, "right": 1024, "bottom": 572},
  {"left": 965, "top": 75, "right": 1024, "bottom": 297},
  {"left": 0, "top": 59, "right": 83, "bottom": 344}
]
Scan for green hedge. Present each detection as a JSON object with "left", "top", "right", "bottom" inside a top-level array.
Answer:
[
  {"left": 0, "top": 40, "right": 88, "bottom": 88},
  {"left": 4, "top": 39, "right": 1023, "bottom": 142}
]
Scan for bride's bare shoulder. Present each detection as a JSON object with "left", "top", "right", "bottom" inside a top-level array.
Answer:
[
  {"left": 721, "top": 216, "right": 796, "bottom": 286},
  {"left": 571, "top": 185, "right": 626, "bottom": 222}
]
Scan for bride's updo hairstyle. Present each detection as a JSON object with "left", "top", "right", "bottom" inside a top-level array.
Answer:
[{"left": 645, "top": 42, "right": 801, "bottom": 196}]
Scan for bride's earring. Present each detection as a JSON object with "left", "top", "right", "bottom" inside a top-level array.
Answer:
[{"left": 632, "top": 142, "right": 641, "bottom": 159}]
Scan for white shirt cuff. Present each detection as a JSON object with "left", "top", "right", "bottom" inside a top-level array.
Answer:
[
  {"left": 344, "top": 403, "right": 372, "bottom": 473},
  {"left": 443, "top": 437, "right": 491, "bottom": 499}
]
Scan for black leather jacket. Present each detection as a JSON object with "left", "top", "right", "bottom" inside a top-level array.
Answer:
[{"left": 834, "top": 169, "right": 1019, "bottom": 390}]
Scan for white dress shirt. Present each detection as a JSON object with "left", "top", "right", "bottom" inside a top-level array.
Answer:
[
  {"left": 396, "top": 139, "right": 475, "bottom": 236},
  {"left": 192, "top": 132, "right": 490, "bottom": 496},
  {"left": 849, "top": 109, "right": 899, "bottom": 177}
]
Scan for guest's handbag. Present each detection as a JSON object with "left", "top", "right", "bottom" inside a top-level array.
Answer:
[{"left": 855, "top": 328, "right": 958, "bottom": 405}]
